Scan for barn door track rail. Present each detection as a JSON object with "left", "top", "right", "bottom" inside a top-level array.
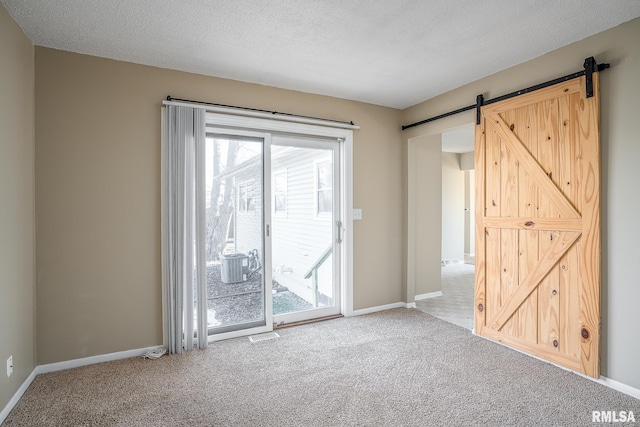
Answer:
[{"left": 401, "top": 57, "right": 609, "bottom": 131}]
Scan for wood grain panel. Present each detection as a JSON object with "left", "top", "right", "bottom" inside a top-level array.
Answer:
[
  {"left": 556, "top": 94, "right": 574, "bottom": 357},
  {"left": 481, "top": 328, "right": 581, "bottom": 371},
  {"left": 488, "top": 231, "right": 579, "bottom": 331},
  {"left": 500, "top": 226, "right": 519, "bottom": 336},
  {"left": 536, "top": 98, "right": 559, "bottom": 219},
  {"left": 570, "top": 92, "right": 584, "bottom": 214},
  {"left": 483, "top": 217, "right": 581, "bottom": 232},
  {"left": 500, "top": 110, "right": 519, "bottom": 219},
  {"left": 484, "top": 125, "right": 502, "bottom": 323},
  {"left": 482, "top": 79, "right": 581, "bottom": 116},
  {"left": 474, "top": 122, "right": 487, "bottom": 334},
  {"left": 518, "top": 228, "right": 539, "bottom": 342},
  {"left": 499, "top": 110, "right": 519, "bottom": 336},
  {"left": 577, "top": 75, "right": 601, "bottom": 378},
  {"left": 475, "top": 73, "right": 600, "bottom": 378},
  {"left": 515, "top": 104, "right": 539, "bottom": 342},
  {"left": 558, "top": 95, "right": 574, "bottom": 212},
  {"left": 560, "top": 243, "right": 581, "bottom": 358},
  {"left": 516, "top": 104, "right": 539, "bottom": 219},
  {"left": 486, "top": 113, "right": 579, "bottom": 219},
  {"left": 486, "top": 127, "right": 501, "bottom": 217},
  {"left": 486, "top": 228, "right": 501, "bottom": 322},
  {"left": 538, "top": 231, "right": 560, "bottom": 351},
  {"left": 537, "top": 98, "right": 560, "bottom": 351}
]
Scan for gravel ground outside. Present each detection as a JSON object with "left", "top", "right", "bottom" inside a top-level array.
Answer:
[{"left": 205, "top": 264, "right": 312, "bottom": 327}]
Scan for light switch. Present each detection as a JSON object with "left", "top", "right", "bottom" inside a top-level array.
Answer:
[{"left": 353, "top": 209, "right": 363, "bottom": 220}]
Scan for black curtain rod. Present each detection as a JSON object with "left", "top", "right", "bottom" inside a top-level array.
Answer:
[
  {"left": 402, "top": 57, "right": 610, "bottom": 131},
  {"left": 166, "top": 96, "right": 355, "bottom": 126}
]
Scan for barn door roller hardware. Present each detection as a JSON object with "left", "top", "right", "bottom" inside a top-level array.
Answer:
[
  {"left": 583, "top": 56, "right": 599, "bottom": 98},
  {"left": 402, "top": 57, "right": 610, "bottom": 130},
  {"left": 476, "top": 94, "right": 484, "bottom": 126}
]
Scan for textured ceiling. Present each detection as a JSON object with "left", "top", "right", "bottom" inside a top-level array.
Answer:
[{"left": 3, "top": 0, "right": 640, "bottom": 109}]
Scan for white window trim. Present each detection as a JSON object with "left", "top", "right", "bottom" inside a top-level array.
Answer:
[
  {"left": 313, "top": 157, "right": 333, "bottom": 220},
  {"left": 237, "top": 179, "right": 256, "bottom": 215},
  {"left": 273, "top": 168, "right": 288, "bottom": 216}
]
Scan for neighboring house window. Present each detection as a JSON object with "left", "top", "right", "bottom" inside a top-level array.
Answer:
[
  {"left": 238, "top": 180, "right": 255, "bottom": 214},
  {"left": 273, "top": 170, "right": 287, "bottom": 215},
  {"left": 315, "top": 159, "right": 332, "bottom": 216}
]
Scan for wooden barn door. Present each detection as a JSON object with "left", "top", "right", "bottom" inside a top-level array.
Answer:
[{"left": 474, "top": 74, "right": 601, "bottom": 377}]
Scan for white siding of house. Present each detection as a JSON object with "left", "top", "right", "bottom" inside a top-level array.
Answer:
[
  {"left": 229, "top": 145, "right": 336, "bottom": 305},
  {"left": 233, "top": 166, "right": 263, "bottom": 263},
  {"left": 271, "top": 148, "right": 334, "bottom": 304}
]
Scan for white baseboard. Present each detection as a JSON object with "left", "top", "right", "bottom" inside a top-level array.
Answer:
[
  {"left": 474, "top": 331, "right": 640, "bottom": 400},
  {"left": 576, "top": 372, "right": 640, "bottom": 400},
  {"left": 592, "top": 376, "right": 640, "bottom": 400},
  {"left": 406, "top": 302, "right": 417, "bottom": 308},
  {"left": 1, "top": 345, "right": 163, "bottom": 424},
  {"left": 415, "top": 291, "right": 443, "bottom": 301},
  {"left": 0, "top": 369, "right": 37, "bottom": 425},
  {"left": 348, "top": 302, "right": 409, "bottom": 317},
  {"left": 36, "top": 345, "right": 164, "bottom": 374}
]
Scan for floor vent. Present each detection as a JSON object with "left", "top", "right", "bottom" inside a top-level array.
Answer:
[{"left": 248, "top": 332, "right": 280, "bottom": 343}]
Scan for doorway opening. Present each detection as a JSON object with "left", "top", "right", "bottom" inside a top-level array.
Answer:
[{"left": 414, "top": 124, "right": 476, "bottom": 331}]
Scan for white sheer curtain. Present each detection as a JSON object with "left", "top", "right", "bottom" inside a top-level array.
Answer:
[{"left": 162, "top": 105, "right": 208, "bottom": 353}]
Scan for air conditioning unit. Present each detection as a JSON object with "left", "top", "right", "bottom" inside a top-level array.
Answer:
[{"left": 221, "top": 253, "right": 249, "bottom": 284}]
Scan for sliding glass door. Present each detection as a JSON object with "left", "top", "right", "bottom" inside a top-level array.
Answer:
[
  {"left": 204, "top": 133, "right": 268, "bottom": 335},
  {"left": 271, "top": 135, "right": 341, "bottom": 325},
  {"left": 203, "top": 128, "right": 342, "bottom": 338}
]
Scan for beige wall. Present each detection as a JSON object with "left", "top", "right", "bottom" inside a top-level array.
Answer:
[
  {"left": 464, "top": 171, "right": 475, "bottom": 256},
  {"left": 0, "top": 5, "right": 36, "bottom": 411},
  {"left": 459, "top": 152, "right": 474, "bottom": 171},
  {"left": 403, "top": 17, "right": 640, "bottom": 389},
  {"left": 441, "top": 152, "right": 464, "bottom": 262},
  {"left": 407, "top": 134, "right": 442, "bottom": 298},
  {"left": 34, "top": 47, "right": 403, "bottom": 364}
]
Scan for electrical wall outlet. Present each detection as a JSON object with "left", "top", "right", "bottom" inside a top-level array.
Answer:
[{"left": 6, "top": 356, "right": 13, "bottom": 377}]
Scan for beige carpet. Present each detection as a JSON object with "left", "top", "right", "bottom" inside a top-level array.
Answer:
[
  {"left": 3, "top": 308, "right": 638, "bottom": 426},
  {"left": 416, "top": 263, "right": 475, "bottom": 330}
]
